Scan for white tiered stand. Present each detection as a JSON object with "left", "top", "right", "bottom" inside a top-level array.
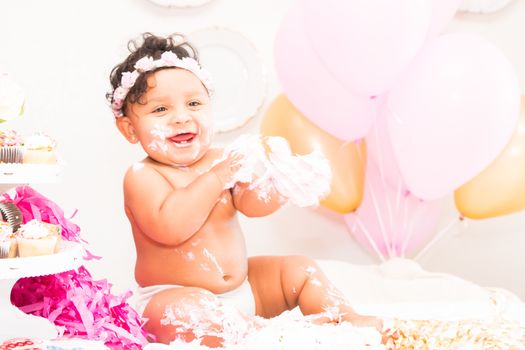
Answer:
[{"left": 0, "top": 164, "right": 84, "bottom": 340}]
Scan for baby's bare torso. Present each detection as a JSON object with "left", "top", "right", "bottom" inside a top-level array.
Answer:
[{"left": 128, "top": 151, "right": 248, "bottom": 294}]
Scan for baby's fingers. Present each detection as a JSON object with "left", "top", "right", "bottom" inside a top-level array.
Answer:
[
  {"left": 229, "top": 152, "right": 244, "bottom": 163},
  {"left": 228, "top": 152, "right": 244, "bottom": 170}
]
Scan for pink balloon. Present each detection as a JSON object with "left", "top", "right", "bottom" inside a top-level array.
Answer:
[
  {"left": 301, "top": 0, "right": 432, "bottom": 97},
  {"left": 387, "top": 33, "right": 520, "bottom": 200},
  {"left": 274, "top": 3, "right": 377, "bottom": 141},
  {"left": 344, "top": 163, "right": 443, "bottom": 258},
  {"left": 428, "top": 0, "right": 462, "bottom": 38},
  {"left": 366, "top": 102, "right": 407, "bottom": 193}
]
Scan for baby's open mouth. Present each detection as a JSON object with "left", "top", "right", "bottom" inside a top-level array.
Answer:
[{"left": 168, "top": 132, "right": 196, "bottom": 147}]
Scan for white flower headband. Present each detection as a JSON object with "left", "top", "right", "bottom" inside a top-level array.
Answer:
[{"left": 109, "top": 51, "right": 214, "bottom": 118}]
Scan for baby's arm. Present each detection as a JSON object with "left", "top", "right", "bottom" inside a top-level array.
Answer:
[
  {"left": 123, "top": 157, "right": 239, "bottom": 245},
  {"left": 232, "top": 182, "right": 282, "bottom": 217}
]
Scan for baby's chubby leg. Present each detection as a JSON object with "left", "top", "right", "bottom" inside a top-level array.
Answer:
[
  {"left": 248, "top": 256, "right": 382, "bottom": 330},
  {"left": 142, "top": 286, "right": 251, "bottom": 347}
]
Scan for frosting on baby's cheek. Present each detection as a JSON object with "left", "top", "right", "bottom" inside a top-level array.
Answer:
[
  {"left": 143, "top": 115, "right": 213, "bottom": 165},
  {"left": 186, "top": 114, "right": 213, "bottom": 162},
  {"left": 147, "top": 123, "right": 172, "bottom": 154},
  {"left": 197, "top": 114, "right": 214, "bottom": 146}
]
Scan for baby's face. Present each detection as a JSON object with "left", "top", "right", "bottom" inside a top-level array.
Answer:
[{"left": 128, "top": 68, "right": 213, "bottom": 167}]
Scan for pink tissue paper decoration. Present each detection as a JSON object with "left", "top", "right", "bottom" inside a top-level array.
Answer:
[
  {"left": 3, "top": 186, "right": 81, "bottom": 242},
  {"left": 3, "top": 186, "right": 148, "bottom": 348},
  {"left": 11, "top": 267, "right": 150, "bottom": 350},
  {"left": 2, "top": 186, "right": 100, "bottom": 260}
]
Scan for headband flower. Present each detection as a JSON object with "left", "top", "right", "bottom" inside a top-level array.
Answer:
[{"left": 108, "top": 51, "right": 214, "bottom": 118}]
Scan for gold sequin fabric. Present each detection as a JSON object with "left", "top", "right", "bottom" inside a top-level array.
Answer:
[{"left": 385, "top": 319, "right": 525, "bottom": 350}]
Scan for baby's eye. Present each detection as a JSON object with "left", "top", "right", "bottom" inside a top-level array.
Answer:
[
  {"left": 188, "top": 100, "right": 201, "bottom": 108},
  {"left": 153, "top": 106, "right": 167, "bottom": 113}
]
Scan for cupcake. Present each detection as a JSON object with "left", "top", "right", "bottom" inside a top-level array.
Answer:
[
  {"left": 22, "top": 132, "right": 57, "bottom": 164},
  {"left": 0, "top": 129, "right": 24, "bottom": 163},
  {"left": 0, "top": 221, "right": 17, "bottom": 258},
  {"left": 16, "top": 219, "right": 61, "bottom": 257}
]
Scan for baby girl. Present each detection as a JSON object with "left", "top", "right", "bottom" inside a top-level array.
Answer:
[{"left": 107, "top": 32, "right": 382, "bottom": 347}]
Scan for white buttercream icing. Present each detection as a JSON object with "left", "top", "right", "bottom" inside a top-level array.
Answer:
[
  {"left": 214, "top": 134, "right": 332, "bottom": 208},
  {"left": 18, "top": 219, "right": 53, "bottom": 239},
  {"left": 24, "top": 133, "right": 55, "bottom": 150},
  {"left": 152, "top": 310, "right": 384, "bottom": 350}
]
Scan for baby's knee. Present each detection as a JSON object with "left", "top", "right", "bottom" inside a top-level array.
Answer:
[
  {"left": 282, "top": 255, "right": 320, "bottom": 274},
  {"left": 280, "top": 255, "right": 326, "bottom": 292},
  {"left": 142, "top": 287, "right": 219, "bottom": 344},
  {"left": 142, "top": 286, "right": 250, "bottom": 346}
]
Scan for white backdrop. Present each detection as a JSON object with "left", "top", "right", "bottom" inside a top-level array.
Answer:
[{"left": 1, "top": 0, "right": 524, "bottom": 299}]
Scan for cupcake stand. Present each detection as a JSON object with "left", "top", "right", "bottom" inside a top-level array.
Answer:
[{"left": 0, "top": 164, "right": 83, "bottom": 339}]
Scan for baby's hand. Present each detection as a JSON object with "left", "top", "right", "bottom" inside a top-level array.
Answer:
[{"left": 211, "top": 152, "right": 244, "bottom": 188}]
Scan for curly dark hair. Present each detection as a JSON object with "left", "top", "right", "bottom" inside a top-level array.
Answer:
[{"left": 107, "top": 32, "right": 199, "bottom": 116}]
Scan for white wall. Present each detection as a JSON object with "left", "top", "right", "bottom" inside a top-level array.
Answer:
[{"left": 1, "top": 0, "right": 524, "bottom": 299}]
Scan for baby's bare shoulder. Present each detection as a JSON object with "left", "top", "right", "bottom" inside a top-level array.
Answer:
[
  {"left": 124, "top": 159, "right": 192, "bottom": 192},
  {"left": 123, "top": 161, "right": 170, "bottom": 191},
  {"left": 122, "top": 161, "right": 180, "bottom": 206},
  {"left": 124, "top": 161, "right": 158, "bottom": 181}
]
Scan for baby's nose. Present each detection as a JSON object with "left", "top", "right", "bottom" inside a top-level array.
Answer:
[{"left": 171, "top": 112, "right": 191, "bottom": 124}]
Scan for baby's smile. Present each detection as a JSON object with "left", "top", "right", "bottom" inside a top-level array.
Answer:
[{"left": 169, "top": 131, "right": 198, "bottom": 148}]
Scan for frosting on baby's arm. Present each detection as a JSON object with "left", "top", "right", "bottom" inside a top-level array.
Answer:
[{"left": 232, "top": 181, "right": 283, "bottom": 217}]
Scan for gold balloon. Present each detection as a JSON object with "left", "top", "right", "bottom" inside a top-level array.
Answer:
[
  {"left": 260, "top": 94, "right": 366, "bottom": 213},
  {"left": 455, "top": 95, "right": 525, "bottom": 219}
]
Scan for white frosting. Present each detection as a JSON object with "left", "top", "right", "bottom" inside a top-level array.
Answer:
[
  {"left": 216, "top": 134, "right": 332, "bottom": 208},
  {"left": 18, "top": 219, "right": 52, "bottom": 239},
  {"left": 24, "top": 133, "right": 55, "bottom": 150},
  {"left": 237, "top": 312, "right": 383, "bottom": 350},
  {"left": 144, "top": 259, "right": 525, "bottom": 350},
  {"left": 0, "top": 222, "right": 13, "bottom": 241},
  {"left": 160, "top": 293, "right": 251, "bottom": 346},
  {"left": 202, "top": 248, "right": 224, "bottom": 275},
  {"left": 151, "top": 310, "right": 383, "bottom": 350}
]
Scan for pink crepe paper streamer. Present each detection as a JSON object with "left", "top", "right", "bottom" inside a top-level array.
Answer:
[
  {"left": 11, "top": 267, "right": 150, "bottom": 349},
  {"left": 2, "top": 185, "right": 101, "bottom": 260}
]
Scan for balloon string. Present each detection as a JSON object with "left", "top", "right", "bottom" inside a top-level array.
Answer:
[
  {"left": 400, "top": 199, "right": 426, "bottom": 256},
  {"left": 414, "top": 217, "right": 460, "bottom": 261},
  {"left": 385, "top": 191, "right": 395, "bottom": 255},
  {"left": 355, "top": 139, "right": 391, "bottom": 259},
  {"left": 372, "top": 117, "right": 396, "bottom": 255},
  {"left": 385, "top": 101, "right": 405, "bottom": 231},
  {"left": 395, "top": 178, "right": 402, "bottom": 219},
  {"left": 354, "top": 214, "right": 386, "bottom": 263},
  {"left": 373, "top": 116, "right": 386, "bottom": 184},
  {"left": 403, "top": 193, "right": 410, "bottom": 242},
  {"left": 367, "top": 179, "right": 394, "bottom": 258}
]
